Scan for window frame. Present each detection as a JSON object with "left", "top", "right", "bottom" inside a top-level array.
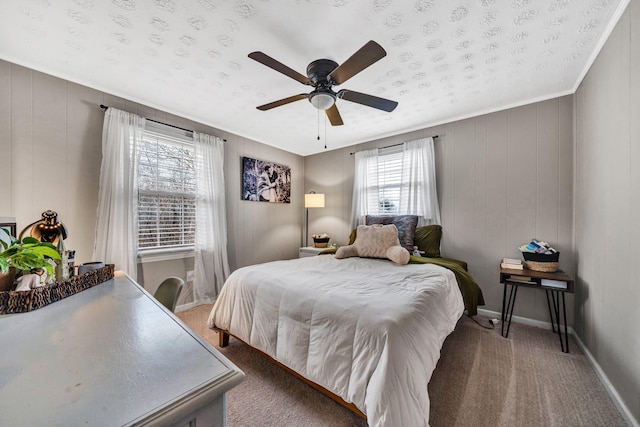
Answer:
[{"left": 136, "top": 121, "right": 197, "bottom": 259}]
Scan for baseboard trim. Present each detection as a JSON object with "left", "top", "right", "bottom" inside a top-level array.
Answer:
[
  {"left": 475, "top": 308, "right": 638, "bottom": 426},
  {"left": 176, "top": 297, "right": 215, "bottom": 313},
  {"left": 571, "top": 333, "right": 639, "bottom": 427},
  {"left": 476, "top": 308, "right": 575, "bottom": 335}
]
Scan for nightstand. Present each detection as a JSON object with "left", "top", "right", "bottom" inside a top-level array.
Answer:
[
  {"left": 499, "top": 266, "right": 575, "bottom": 353},
  {"left": 299, "top": 246, "right": 329, "bottom": 258}
]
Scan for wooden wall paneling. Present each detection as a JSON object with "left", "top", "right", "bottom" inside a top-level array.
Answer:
[
  {"left": 576, "top": 5, "right": 613, "bottom": 348},
  {"left": 438, "top": 122, "right": 456, "bottom": 252},
  {"left": 604, "top": 9, "right": 631, "bottom": 291},
  {"left": 556, "top": 96, "right": 575, "bottom": 323},
  {"left": 451, "top": 118, "right": 477, "bottom": 265},
  {"left": 574, "top": 4, "right": 640, "bottom": 422},
  {"left": 535, "top": 99, "right": 560, "bottom": 246},
  {"left": 10, "top": 65, "right": 35, "bottom": 229},
  {"left": 231, "top": 143, "right": 255, "bottom": 269},
  {"left": 506, "top": 103, "right": 538, "bottom": 320},
  {"left": 626, "top": 3, "right": 640, "bottom": 414},
  {"left": 471, "top": 116, "right": 489, "bottom": 293},
  {"left": 65, "top": 83, "right": 103, "bottom": 264},
  {"left": 557, "top": 95, "right": 574, "bottom": 278},
  {"left": 574, "top": 76, "right": 597, "bottom": 346},
  {"left": 343, "top": 149, "right": 355, "bottom": 242},
  {"left": 223, "top": 139, "right": 240, "bottom": 271},
  {"left": 0, "top": 60, "right": 12, "bottom": 214},
  {"left": 584, "top": 21, "right": 617, "bottom": 340},
  {"left": 304, "top": 148, "right": 331, "bottom": 244},
  {"left": 533, "top": 99, "right": 561, "bottom": 321},
  {"left": 32, "top": 73, "right": 68, "bottom": 221},
  {"left": 484, "top": 111, "right": 509, "bottom": 312}
]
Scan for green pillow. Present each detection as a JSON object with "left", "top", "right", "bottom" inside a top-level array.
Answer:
[
  {"left": 348, "top": 228, "right": 357, "bottom": 245},
  {"left": 414, "top": 225, "right": 442, "bottom": 258}
]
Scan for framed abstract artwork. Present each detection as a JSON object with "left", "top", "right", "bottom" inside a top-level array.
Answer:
[{"left": 241, "top": 157, "right": 291, "bottom": 203}]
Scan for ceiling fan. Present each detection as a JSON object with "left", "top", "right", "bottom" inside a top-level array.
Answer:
[{"left": 249, "top": 40, "right": 398, "bottom": 126}]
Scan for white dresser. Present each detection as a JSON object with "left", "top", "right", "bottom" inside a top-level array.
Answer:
[{"left": 0, "top": 271, "right": 244, "bottom": 426}]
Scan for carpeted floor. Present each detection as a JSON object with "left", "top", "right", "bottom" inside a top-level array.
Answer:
[{"left": 177, "top": 305, "right": 626, "bottom": 427}]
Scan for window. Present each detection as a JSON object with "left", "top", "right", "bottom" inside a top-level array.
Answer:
[
  {"left": 137, "top": 123, "right": 196, "bottom": 253},
  {"left": 368, "top": 145, "right": 403, "bottom": 214},
  {"left": 350, "top": 138, "right": 441, "bottom": 229}
]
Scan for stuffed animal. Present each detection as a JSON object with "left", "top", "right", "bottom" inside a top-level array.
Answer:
[
  {"left": 15, "top": 273, "right": 44, "bottom": 292},
  {"left": 335, "top": 224, "right": 410, "bottom": 265}
]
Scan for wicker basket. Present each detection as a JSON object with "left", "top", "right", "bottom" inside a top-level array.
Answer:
[
  {"left": 522, "top": 252, "right": 560, "bottom": 272},
  {"left": 313, "top": 238, "right": 330, "bottom": 248},
  {"left": 524, "top": 260, "right": 559, "bottom": 272},
  {"left": 0, "top": 264, "right": 114, "bottom": 315}
]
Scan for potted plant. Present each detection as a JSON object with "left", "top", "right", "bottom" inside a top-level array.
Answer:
[{"left": 0, "top": 228, "right": 61, "bottom": 292}]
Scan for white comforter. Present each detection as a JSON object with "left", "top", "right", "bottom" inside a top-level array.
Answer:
[{"left": 208, "top": 255, "right": 464, "bottom": 427}]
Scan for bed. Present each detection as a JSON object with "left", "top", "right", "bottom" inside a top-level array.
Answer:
[{"left": 208, "top": 252, "right": 479, "bottom": 427}]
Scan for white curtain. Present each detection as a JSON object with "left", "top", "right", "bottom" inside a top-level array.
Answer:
[
  {"left": 400, "top": 138, "right": 441, "bottom": 226},
  {"left": 93, "top": 108, "right": 145, "bottom": 280},
  {"left": 193, "top": 132, "right": 230, "bottom": 303},
  {"left": 349, "top": 137, "right": 440, "bottom": 230},
  {"left": 349, "top": 147, "right": 379, "bottom": 230}
]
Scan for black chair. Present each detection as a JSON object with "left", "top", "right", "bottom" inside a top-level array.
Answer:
[{"left": 153, "top": 276, "right": 184, "bottom": 313}]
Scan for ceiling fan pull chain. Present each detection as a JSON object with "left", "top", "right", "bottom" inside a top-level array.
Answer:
[
  {"left": 317, "top": 107, "right": 321, "bottom": 141},
  {"left": 324, "top": 113, "right": 327, "bottom": 149}
]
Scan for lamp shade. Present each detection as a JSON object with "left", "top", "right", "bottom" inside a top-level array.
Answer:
[{"left": 304, "top": 193, "right": 325, "bottom": 208}]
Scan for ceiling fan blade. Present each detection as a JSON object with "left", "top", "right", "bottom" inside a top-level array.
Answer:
[
  {"left": 325, "top": 104, "right": 344, "bottom": 126},
  {"left": 248, "top": 52, "right": 311, "bottom": 85},
  {"left": 256, "top": 94, "right": 308, "bottom": 111},
  {"left": 328, "top": 40, "right": 387, "bottom": 86},
  {"left": 338, "top": 90, "right": 398, "bottom": 112}
]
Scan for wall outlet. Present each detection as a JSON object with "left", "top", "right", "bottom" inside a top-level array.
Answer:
[{"left": 186, "top": 270, "right": 195, "bottom": 283}]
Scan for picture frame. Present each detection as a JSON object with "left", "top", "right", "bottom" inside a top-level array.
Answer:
[
  {"left": 241, "top": 157, "right": 291, "bottom": 203},
  {"left": 0, "top": 220, "right": 17, "bottom": 248}
]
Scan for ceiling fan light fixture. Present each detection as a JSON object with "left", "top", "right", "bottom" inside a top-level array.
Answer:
[{"left": 309, "top": 92, "right": 335, "bottom": 110}]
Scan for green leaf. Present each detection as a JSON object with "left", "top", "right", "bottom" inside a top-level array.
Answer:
[
  {"left": 0, "top": 246, "right": 20, "bottom": 257},
  {"left": 22, "top": 237, "right": 39, "bottom": 244},
  {"left": 0, "top": 258, "right": 8, "bottom": 273},
  {"left": 40, "top": 242, "right": 57, "bottom": 250},
  {"left": 31, "top": 246, "right": 61, "bottom": 260}
]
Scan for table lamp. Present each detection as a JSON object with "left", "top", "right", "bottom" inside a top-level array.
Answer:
[
  {"left": 19, "top": 210, "right": 68, "bottom": 244},
  {"left": 304, "top": 192, "right": 325, "bottom": 247}
]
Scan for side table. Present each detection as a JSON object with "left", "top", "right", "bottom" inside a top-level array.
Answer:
[{"left": 499, "top": 266, "right": 575, "bottom": 353}]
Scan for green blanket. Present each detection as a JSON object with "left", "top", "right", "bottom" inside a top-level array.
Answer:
[
  {"left": 320, "top": 248, "right": 485, "bottom": 316},
  {"left": 408, "top": 255, "right": 484, "bottom": 316}
]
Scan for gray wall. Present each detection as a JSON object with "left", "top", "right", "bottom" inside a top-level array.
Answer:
[
  {"left": 575, "top": 2, "right": 640, "bottom": 423},
  {"left": 305, "top": 96, "right": 575, "bottom": 322},
  {"left": 0, "top": 60, "right": 304, "bottom": 304}
]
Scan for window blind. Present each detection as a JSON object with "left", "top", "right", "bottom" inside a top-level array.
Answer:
[
  {"left": 366, "top": 145, "right": 403, "bottom": 214},
  {"left": 137, "top": 127, "right": 196, "bottom": 251}
]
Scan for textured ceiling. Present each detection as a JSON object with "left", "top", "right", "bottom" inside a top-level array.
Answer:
[{"left": 0, "top": 0, "right": 628, "bottom": 156}]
